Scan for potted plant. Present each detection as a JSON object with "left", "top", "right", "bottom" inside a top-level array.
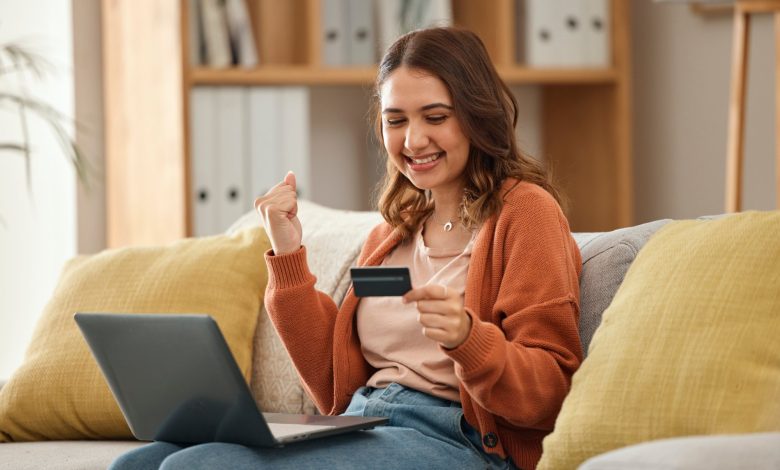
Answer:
[{"left": 0, "top": 41, "right": 89, "bottom": 214}]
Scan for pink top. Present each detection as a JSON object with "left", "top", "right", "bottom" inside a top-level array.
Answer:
[{"left": 356, "top": 225, "right": 476, "bottom": 402}]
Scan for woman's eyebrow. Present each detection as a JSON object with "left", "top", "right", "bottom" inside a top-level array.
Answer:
[{"left": 382, "top": 103, "right": 453, "bottom": 114}]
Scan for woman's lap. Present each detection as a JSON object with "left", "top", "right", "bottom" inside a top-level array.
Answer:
[{"left": 109, "top": 384, "right": 510, "bottom": 470}]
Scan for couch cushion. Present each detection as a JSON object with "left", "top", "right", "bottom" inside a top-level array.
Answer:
[
  {"left": 0, "top": 441, "right": 146, "bottom": 470},
  {"left": 574, "top": 219, "right": 670, "bottom": 354},
  {"left": 0, "top": 228, "right": 270, "bottom": 441},
  {"left": 579, "top": 433, "right": 780, "bottom": 470},
  {"left": 539, "top": 211, "right": 780, "bottom": 470},
  {"left": 228, "top": 201, "right": 383, "bottom": 414}
]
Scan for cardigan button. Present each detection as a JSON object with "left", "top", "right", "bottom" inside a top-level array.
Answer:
[{"left": 482, "top": 432, "right": 498, "bottom": 448}]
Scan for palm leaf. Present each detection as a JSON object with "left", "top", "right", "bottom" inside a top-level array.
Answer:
[{"left": 0, "top": 41, "right": 90, "bottom": 194}]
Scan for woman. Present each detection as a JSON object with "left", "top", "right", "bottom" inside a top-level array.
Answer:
[{"left": 111, "top": 26, "right": 582, "bottom": 470}]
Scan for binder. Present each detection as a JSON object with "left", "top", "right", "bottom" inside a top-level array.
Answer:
[
  {"left": 224, "top": 0, "right": 258, "bottom": 67},
  {"left": 582, "top": 0, "right": 610, "bottom": 67},
  {"left": 200, "top": 0, "right": 232, "bottom": 68},
  {"left": 347, "top": 0, "right": 375, "bottom": 65},
  {"left": 246, "top": 87, "right": 310, "bottom": 202},
  {"left": 215, "top": 87, "right": 250, "bottom": 232},
  {"left": 190, "top": 87, "right": 218, "bottom": 236},
  {"left": 321, "top": 0, "right": 348, "bottom": 66},
  {"left": 247, "top": 87, "right": 282, "bottom": 204},
  {"left": 556, "top": 0, "right": 585, "bottom": 66},
  {"left": 279, "top": 87, "right": 311, "bottom": 199}
]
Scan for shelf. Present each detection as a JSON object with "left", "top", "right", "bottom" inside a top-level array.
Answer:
[{"left": 189, "top": 66, "right": 619, "bottom": 87}]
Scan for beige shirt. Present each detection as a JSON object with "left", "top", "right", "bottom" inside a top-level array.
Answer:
[{"left": 356, "top": 226, "right": 476, "bottom": 402}]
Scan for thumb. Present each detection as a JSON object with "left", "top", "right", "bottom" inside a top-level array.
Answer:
[{"left": 284, "top": 171, "right": 296, "bottom": 191}]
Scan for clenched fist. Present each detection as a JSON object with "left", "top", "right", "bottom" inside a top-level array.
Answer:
[{"left": 254, "top": 171, "right": 302, "bottom": 255}]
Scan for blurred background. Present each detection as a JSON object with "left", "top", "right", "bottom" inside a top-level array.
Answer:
[{"left": 0, "top": 0, "right": 775, "bottom": 378}]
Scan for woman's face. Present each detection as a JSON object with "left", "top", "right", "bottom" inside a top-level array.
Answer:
[{"left": 380, "top": 66, "right": 470, "bottom": 195}]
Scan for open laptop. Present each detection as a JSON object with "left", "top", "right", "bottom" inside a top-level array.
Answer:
[{"left": 74, "top": 313, "right": 387, "bottom": 447}]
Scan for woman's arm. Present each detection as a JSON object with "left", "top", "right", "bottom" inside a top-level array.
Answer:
[{"left": 446, "top": 191, "right": 583, "bottom": 430}]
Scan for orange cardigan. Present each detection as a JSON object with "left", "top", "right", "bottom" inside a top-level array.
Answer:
[{"left": 264, "top": 179, "right": 583, "bottom": 470}]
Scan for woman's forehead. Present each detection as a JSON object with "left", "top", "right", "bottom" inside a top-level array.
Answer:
[{"left": 380, "top": 67, "right": 452, "bottom": 108}]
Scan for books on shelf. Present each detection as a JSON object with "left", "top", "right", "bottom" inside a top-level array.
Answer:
[
  {"left": 189, "top": 86, "right": 310, "bottom": 236},
  {"left": 523, "top": 0, "right": 610, "bottom": 68},
  {"left": 192, "top": 0, "right": 257, "bottom": 68}
]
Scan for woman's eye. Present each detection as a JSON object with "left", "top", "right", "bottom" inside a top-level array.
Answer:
[
  {"left": 427, "top": 115, "right": 447, "bottom": 123},
  {"left": 385, "top": 118, "right": 405, "bottom": 126}
]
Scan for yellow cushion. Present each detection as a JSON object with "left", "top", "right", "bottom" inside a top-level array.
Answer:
[
  {"left": 0, "top": 227, "right": 270, "bottom": 442},
  {"left": 539, "top": 211, "right": 780, "bottom": 470}
]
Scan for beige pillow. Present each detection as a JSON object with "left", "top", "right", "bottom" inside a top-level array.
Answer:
[
  {"left": 539, "top": 211, "right": 780, "bottom": 470},
  {"left": 0, "top": 228, "right": 270, "bottom": 442}
]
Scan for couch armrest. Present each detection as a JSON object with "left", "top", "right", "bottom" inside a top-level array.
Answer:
[
  {"left": 0, "top": 378, "right": 6, "bottom": 392},
  {"left": 579, "top": 433, "right": 780, "bottom": 470}
]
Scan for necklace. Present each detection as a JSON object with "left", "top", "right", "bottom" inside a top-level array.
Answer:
[{"left": 430, "top": 213, "right": 459, "bottom": 232}]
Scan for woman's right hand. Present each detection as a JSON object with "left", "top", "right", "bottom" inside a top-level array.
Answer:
[{"left": 254, "top": 171, "right": 302, "bottom": 255}]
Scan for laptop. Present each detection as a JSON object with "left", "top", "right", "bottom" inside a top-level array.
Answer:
[{"left": 74, "top": 313, "right": 387, "bottom": 447}]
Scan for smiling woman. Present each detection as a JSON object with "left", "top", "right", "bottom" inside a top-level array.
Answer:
[{"left": 112, "top": 27, "right": 583, "bottom": 470}]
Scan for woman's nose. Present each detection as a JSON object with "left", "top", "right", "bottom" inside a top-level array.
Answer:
[{"left": 404, "top": 123, "right": 429, "bottom": 152}]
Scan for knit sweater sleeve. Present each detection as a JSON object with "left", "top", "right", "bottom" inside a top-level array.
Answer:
[
  {"left": 263, "top": 224, "right": 391, "bottom": 415},
  {"left": 263, "top": 246, "right": 340, "bottom": 413},
  {"left": 446, "top": 186, "right": 583, "bottom": 430}
]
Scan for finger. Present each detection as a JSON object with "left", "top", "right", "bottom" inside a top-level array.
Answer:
[
  {"left": 284, "top": 171, "right": 296, "bottom": 191},
  {"left": 402, "top": 284, "right": 448, "bottom": 303},
  {"left": 417, "top": 312, "right": 453, "bottom": 329},
  {"left": 421, "top": 326, "right": 450, "bottom": 344},
  {"left": 414, "top": 299, "right": 451, "bottom": 314}
]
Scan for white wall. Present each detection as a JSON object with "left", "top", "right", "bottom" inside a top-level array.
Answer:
[
  {"left": 632, "top": 1, "right": 775, "bottom": 221},
  {"left": 0, "top": 1, "right": 77, "bottom": 378}
]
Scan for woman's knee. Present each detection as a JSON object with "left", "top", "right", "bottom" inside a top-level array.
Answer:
[
  {"left": 108, "top": 442, "right": 183, "bottom": 470},
  {"left": 159, "top": 443, "right": 254, "bottom": 470}
]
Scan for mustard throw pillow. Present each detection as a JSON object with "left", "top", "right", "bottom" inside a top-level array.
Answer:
[
  {"left": 0, "top": 227, "right": 270, "bottom": 442},
  {"left": 539, "top": 211, "right": 780, "bottom": 470}
]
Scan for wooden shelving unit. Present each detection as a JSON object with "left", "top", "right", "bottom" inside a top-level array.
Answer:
[{"left": 103, "top": 0, "right": 633, "bottom": 247}]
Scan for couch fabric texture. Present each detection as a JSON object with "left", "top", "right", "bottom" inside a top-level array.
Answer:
[{"left": 538, "top": 211, "right": 780, "bottom": 470}]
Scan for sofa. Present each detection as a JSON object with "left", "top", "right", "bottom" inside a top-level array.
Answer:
[{"left": 0, "top": 200, "right": 778, "bottom": 470}]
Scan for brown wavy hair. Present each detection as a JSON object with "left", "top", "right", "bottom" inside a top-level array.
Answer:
[{"left": 371, "top": 27, "right": 564, "bottom": 239}]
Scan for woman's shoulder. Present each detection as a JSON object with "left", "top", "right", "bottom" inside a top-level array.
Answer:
[{"left": 500, "top": 178, "right": 561, "bottom": 215}]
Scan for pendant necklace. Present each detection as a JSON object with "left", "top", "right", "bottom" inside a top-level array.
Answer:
[{"left": 431, "top": 213, "right": 459, "bottom": 232}]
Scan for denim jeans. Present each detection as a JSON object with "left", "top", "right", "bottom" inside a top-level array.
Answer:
[{"left": 109, "top": 383, "right": 514, "bottom": 469}]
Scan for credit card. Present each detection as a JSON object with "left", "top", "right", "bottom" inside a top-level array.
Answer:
[{"left": 350, "top": 266, "right": 412, "bottom": 297}]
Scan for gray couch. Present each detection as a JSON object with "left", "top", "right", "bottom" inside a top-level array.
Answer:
[{"left": 0, "top": 202, "right": 777, "bottom": 470}]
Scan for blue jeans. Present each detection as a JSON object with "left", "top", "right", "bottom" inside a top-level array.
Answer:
[{"left": 109, "top": 383, "right": 514, "bottom": 469}]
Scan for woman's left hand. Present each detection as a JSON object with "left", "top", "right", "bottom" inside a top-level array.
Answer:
[{"left": 403, "top": 285, "right": 471, "bottom": 349}]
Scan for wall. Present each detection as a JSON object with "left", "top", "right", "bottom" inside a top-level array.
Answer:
[
  {"left": 632, "top": 1, "right": 775, "bottom": 222},
  {"left": 0, "top": 0, "right": 77, "bottom": 379}
]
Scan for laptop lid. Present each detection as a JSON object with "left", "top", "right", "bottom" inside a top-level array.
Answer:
[{"left": 74, "top": 313, "right": 386, "bottom": 447}]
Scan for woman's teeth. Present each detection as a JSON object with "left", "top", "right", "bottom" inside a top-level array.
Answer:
[{"left": 409, "top": 152, "right": 443, "bottom": 164}]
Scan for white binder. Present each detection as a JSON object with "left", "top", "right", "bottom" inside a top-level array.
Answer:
[
  {"left": 247, "top": 87, "right": 282, "bottom": 204},
  {"left": 190, "top": 87, "right": 218, "bottom": 236},
  {"left": 525, "top": 0, "right": 558, "bottom": 67},
  {"left": 215, "top": 87, "right": 250, "bottom": 233},
  {"left": 582, "top": 0, "right": 610, "bottom": 67},
  {"left": 279, "top": 87, "right": 311, "bottom": 199},
  {"left": 246, "top": 87, "right": 310, "bottom": 202},
  {"left": 322, "top": 0, "right": 348, "bottom": 66},
  {"left": 347, "top": 0, "right": 375, "bottom": 65},
  {"left": 555, "top": 0, "right": 585, "bottom": 66}
]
